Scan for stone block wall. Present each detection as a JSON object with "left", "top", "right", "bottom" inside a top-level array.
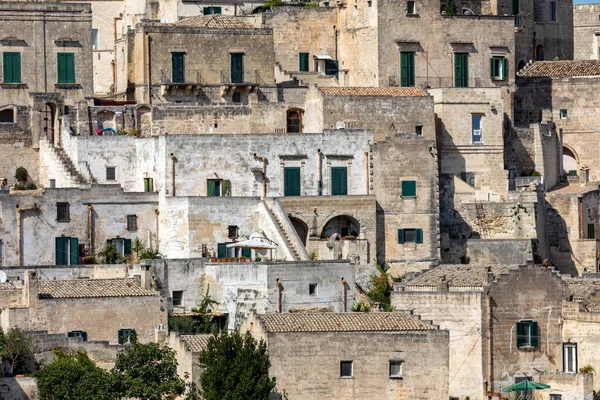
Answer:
[{"left": 574, "top": 4, "right": 600, "bottom": 60}]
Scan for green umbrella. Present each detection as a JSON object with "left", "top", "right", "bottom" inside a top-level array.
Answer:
[{"left": 502, "top": 380, "right": 551, "bottom": 392}]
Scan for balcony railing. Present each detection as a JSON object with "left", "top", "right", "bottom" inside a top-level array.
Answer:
[
  {"left": 159, "top": 69, "right": 206, "bottom": 85},
  {"left": 219, "top": 70, "right": 266, "bottom": 86}
]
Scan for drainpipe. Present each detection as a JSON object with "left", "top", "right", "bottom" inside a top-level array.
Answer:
[
  {"left": 487, "top": 294, "right": 493, "bottom": 393},
  {"left": 254, "top": 154, "right": 267, "bottom": 198},
  {"left": 276, "top": 278, "right": 282, "bottom": 313},
  {"left": 112, "top": 15, "right": 122, "bottom": 96},
  {"left": 154, "top": 209, "right": 160, "bottom": 251},
  {"left": 17, "top": 207, "right": 22, "bottom": 266},
  {"left": 146, "top": 33, "right": 152, "bottom": 104},
  {"left": 364, "top": 151, "right": 369, "bottom": 195},
  {"left": 341, "top": 277, "right": 347, "bottom": 312},
  {"left": 317, "top": 149, "right": 323, "bottom": 196},
  {"left": 579, "top": 197, "right": 584, "bottom": 239},
  {"left": 169, "top": 153, "right": 176, "bottom": 196},
  {"left": 87, "top": 204, "right": 94, "bottom": 255},
  {"left": 43, "top": 16, "right": 48, "bottom": 92}
]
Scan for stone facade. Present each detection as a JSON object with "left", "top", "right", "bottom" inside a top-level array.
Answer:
[{"left": 574, "top": 4, "right": 600, "bottom": 60}]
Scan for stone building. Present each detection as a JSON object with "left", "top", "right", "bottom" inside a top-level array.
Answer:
[
  {"left": 573, "top": 4, "right": 600, "bottom": 60},
  {"left": 248, "top": 312, "right": 449, "bottom": 400},
  {"left": 0, "top": 270, "right": 163, "bottom": 344},
  {"left": 169, "top": 333, "right": 210, "bottom": 387}
]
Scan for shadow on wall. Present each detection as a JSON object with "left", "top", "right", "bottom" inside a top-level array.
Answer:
[
  {"left": 439, "top": 174, "right": 473, "bottom": 264},
  {"left": 545, "top": 202, "right": 578, "bottom": 276},
  {"left": 503, "top": 114, "right": 536, "bottom": 177},
  {"left": 0, "top": 377, "right": 37, "bottom": 400}
]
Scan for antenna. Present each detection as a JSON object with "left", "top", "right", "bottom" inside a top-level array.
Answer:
[{"left": 0, "top": 270, "right": 7, "bottom": 283}]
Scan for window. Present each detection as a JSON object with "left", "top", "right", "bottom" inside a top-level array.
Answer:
[
  {"left": 118, "top": 328, "right": 135, "bottom": 344},
  {"left": 284, "top": 167, "right": 301, "bottom": 196},
  {"left": 57, "top": 202, "right": 70, "bottom": 222},
  {"left": 415, "top": 125, "right": 422, "bottom": 135},
  {"left": 127, "top": 215, "right": 138, "bottom": 231},
  {"left": 203, "top": 6, "right": 222, "bottom": 14},
  {"left": 461, "top": 172, "right": 475, "bottom": 187},
  {"left": 398, "top": 228, "right": 423, "bottom": 244},
  {"left": 143, "top": 177, "right": 154, "bottom": 192},
  {"left": 560, "top": 109, "right": 568, "bottom": 119},
  {"left": 401, "top": 180, "right": 416, "bottom": 198},
  {"left": 490, "top": 57, "right": 508, "bottom": 80},
  {"left": 331, "top": 167, "right": 348, "bottom": 196},
  {"left": 3, "top": 52, "right": 21, "bottom": 83},
  {"left": 55, "top": 236, "right": 78, "bottom": 265},
  {"left": 0, "top": 109, "right": 14, "bottom": 123},
  {"left": 472, "top": 114, "right": 482, "bottom": 143},
  {"left": 299, "top": 53, "right": 309, "bottom": 72},
  {"left": 325, "top": 60, "right": 339, "bottom": 79},
  {"left": 287, "top": 109, "right": 303, "bottom": 133},
  {"left": 230, "top": 53, "right": 244, "bottom": 83},
  {"left": 68, "top": 330, "right": 88, "bottom": 341},
  {"left": 109, "top": 238, "right": 132, "bottom": 257},
  {"left": 454, "top": 53, "right": 469, "bottom": 88},
  {"left": 172, "top": 290, "right": 184, "bottom": 306},
  {"left": 232, "top": 92, "right": 242, "bottom": 103},
  {"left": 563, "top": 343, "right": 577, "bottom": 373},
  {"left": 92, "top": 29, "right": 99, "bottom": 50},
  {"left": 57, "top": 52, "right": 75, "bottom": 84},
  {"left": 550, "top": 395, "right": 562, "bottom": 400},
  {"left": 106, "top": 166, "right": 116, "bottom": 181},
  {"left": 588, "top": 224, "right": 595, "bottom": 239},
  {"left": 172, "top": 52, "right": 185, "bottom": 83},
  {"left": 389, "top": 360, "right": 403, "bottom": 378},
  {"left": 228, "top": 225, "right": 239, "bottom": 239},
  {"left": 309, "top": 283, "right": 318, "bottom": 296},
  {"left": 513, "top": 0, "right": 520, "bottom": 26},
  {"left": 400, "top": 52, "right": 415, "bottom": 87},
  {"left": 340, "top": 361, "right": 353, "bottom": 378},
  {"left": 407, "top": 0, "right": 415, "bottom": 14},
  {"left": 207, "top": 179, "right": 231, "bottom": 196},
  {"left": 516, "top": 320, "right": 539, "bottom": 348},
  {"left": 550, "top": 1, "right": 557, "bottom": 22}
]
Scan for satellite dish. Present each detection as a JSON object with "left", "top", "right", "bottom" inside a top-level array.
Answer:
[{"left": 0, "top": 270, "right": 7, "bottom": 283}]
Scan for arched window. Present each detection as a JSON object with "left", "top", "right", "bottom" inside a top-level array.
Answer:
[
  {"left": 290, "top": 216, "right": 309, "bottom": 246},
  {"left": 563, "top": 146, "right": 579, "bottom": 176},
  {"left": 287, "top": 109, "right": 303, "bottom": 133},
  {"left": 0, "top": 108, "right": 14, "bottom": 123},
  {"left": 322, "top": 215, "right": 360, "bottom": 239}
]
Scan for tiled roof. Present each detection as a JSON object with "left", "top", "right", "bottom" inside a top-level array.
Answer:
[
  {"left": 38, "top": 278, "right": 156, "bottom": 299},
  {"left": 403, "top": 264, "right": 521, "bottom": 289},
  {"left": 0, "top": 282, "right": 16, "bottom": 290},
  {"left": 547, "top": 184, "right": 598, "bottom": 196},
  {"left": 258, "top": 312, "right": 434, "bottom": 333},
  {"left": 564, "top": 278, "right": 600, "bottom": 301},
  {"left": 180, "top": 335, "right": 211, "bottom": 353},
  {"left": 519, "top": 60, "right": 600, "bottom": 78},
  {"left": 175, "top": 15, "right": 254, "bottom": 29},
  {"left": 319, "top": 87, "right": 426, "bottom": 97}
]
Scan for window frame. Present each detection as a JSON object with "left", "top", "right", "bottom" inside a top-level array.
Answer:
[
  {"left": 398, "top": 228, "right": 423, "bottom": 244},
  {"left": 490, "top": 56, "right": 508, "bottom": 81},
  {"left": 309, "top": 283, "right": 318, "bottom": 296},
  {"left": 172, "top": 290, "right": 184, "bottom": 307},
  {"left": 401, "top": 180, "right": 417, "bottom": 198},
  {"left": 127, "top": 215, "right": 138, "bottom": 231},
  {"left": 68, "top": 330, "right": 88, "bottom": 341},
  {"left": 563, "top": 343, "right": 577, "bottom": 373},
  {"left": 340, "top": 360, "right": 353, "bottom": 378},
  {"left": 106, "top": 166, "right": 116, "bottom": 181},
  {"left": 588, "top": 224, "right": 595, "bottom": 239},
  {"left": 389, "top": 360, "right": 403, "bottom": 379},
  {"left": 299, "top": 53, "right": 309, "bottom": 72},
  {"left": 516, "top": 320, "right": 539, "bottom": 349},
  {"left": 3, "top": 52, "right": 21, "bottom": 84},
  {"left": 57, "top": 52, "right": 76, "bottom": 84},
  {"left": 228, "top": 225, "right": 239, "bottom": 239},
  {"left": 118, "top": 328, "right": 135, "bottom": 345},
  {"left": 57, "top": 202, "right": 70, "bottom": 222},
  {"left": 472, "top": 114, "right": 483, "bottom": 144},
  {"left": 92, "top": 28, "right": 99, "bottom": 50},
  {"left": 559, "top": 109, "right": 568, "bottom": 120},
  {"left": 406, "top": 0, "right": 415, "bottom": 14},
  {"left": 550, "top": 1, "right": 557, "bottom": 22}
]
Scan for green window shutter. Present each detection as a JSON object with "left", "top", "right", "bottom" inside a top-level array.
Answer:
[
  {"left": 222, "top": 180, "right": 231, "bottom": 197},
  {"left": 299, "top": 53, "right": 309, "bottom": 72},
  {"left": 82, "top": 331, "right": 88, "bottom": 342},
  {"left": 172, "top": 53, "right": 185, "bottom": 83},
  {"left": 207, "top": 180, "right": 216, "bottom": 196},
  {"left": 530, "top": 321, "right": 539, "bottom": 347},
  {"left": 214, "top": 6, "right": 222, "bottom": 13},
  {"left": 516, "top": 321, "right": 527, "bottom": 348},
  {"left": 58, "top": 53, "right": 75, "bottom": 83},
  {"left": 284, "top": 167, "right": 301, "bottom": 196},
  {"left": 118, "top": 329, "right": 125, "bottom": 344},
  {"left": 241, "top": 248, "right": 251, "bottom": 258},
  {"left": 217, "top": 243, "right": 227, "bottom": 259},
  {"left": 490, "top": 58, "right": 495, "bottom": 79},
  {"left": 400, "top": 52, "right": 414, "bottom": 87},
  {"left": 402, "top": 180, "right": 416, "bottom": 197},
  {"left": 148, "top": 178, "right": 153, "bottom": 192},
  {"left": 55, "top": 237, "right": 66, "bottom": 265},
  {"left": 69, "top": 237, "right": 79, "bottom": 265},
  {"left": 455, "top": 53, "right": 468, "bottom": 87},
  {"left": 588, "top": 224, "right": 595, "bottom": 239},
  {"left": 398, "top": 229, "right": 405, "bottom": 244},
  {"left": 143, "top": 179, "right": 149, "bottom": 192},
  {"left": 68, "top": 331, "right": 75, "bottom": 338},
  {"left": 415, "top": 228, "right": 423, "bottom": 243},
  {"left": 325, "top": 60, "right": 339, "bottom": 79},
  {"left": 3, "top": 52, "right": 21, "bottom": 83},
  {"left": 203, "top": 6, "right": 210, "bottom": 14},
  {"left": 124, "top": 239, "right": 132, "bottom": 255},
  {"left": 502, "top": 58, "right": 509, "bottom": 80},
  {"left": 230, "top": 53, "right": 244, "bottom": 83},
  {"left": 331, "top": 167, "right": 348, "bottom": 196}
]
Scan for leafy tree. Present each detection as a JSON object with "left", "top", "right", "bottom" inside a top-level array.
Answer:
[
  {"left": 113, "top": 335, "right": 185, "bottom": 400},
  {"left": 0, "top": 328, "right": 34, "bottom": 375},
  {"left": 350, "top": 301, "right": 371, "bottom": 312},
  {"left": 36, "top": 350, "right": 117, "bottom": 400},
  {"left": 198, "top": 330, "right": 276, "bottom": 400},
  {"left": 365, "top": 265, "right": 394, "bottom": 312},
  {"left": 15, "top": 167, "right": 28, "bottom": 183},
  {"left": 169, "top": 287, "right": 219, "bottom": 334},
  {"left": 138, "top": 247, "right": 162, "bottom": 260}
]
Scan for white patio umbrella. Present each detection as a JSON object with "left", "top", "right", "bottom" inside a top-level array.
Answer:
[{"left": 226, "top": 232, "right": 277, "bottom": 250}]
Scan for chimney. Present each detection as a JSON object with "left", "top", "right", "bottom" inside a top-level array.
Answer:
[
  {"left": 23, "top": 270, "right": 39, "bottom": 307},
  {"left": 580, "top": 166, "right": 590, "bottom": 185},
  {"left": 484, "top": 266, "right": 494, "bottom": 286},
  {"left": 437, "top": 275, "right": 449, "bottom": 292},
  {"left": 155, "top": 324, "right": 167, "bottom": 343},
  {"left": 341, "top": 278, "right": 347, "bottom": 312},
  {"left": 140, "top": 264, "right": 152, "bottom": 290}
]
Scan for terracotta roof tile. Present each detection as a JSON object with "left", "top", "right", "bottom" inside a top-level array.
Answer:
[
  {"left": 180, "top": 335, "right": 211, "bottom": 353},
  {"left": 403, "top": 264, "right": 521, "bottom": 289},
  {"left": 175, "top": 15, "right": 254, "bottom": 29},
  {"left": 519, "top": 60, "right": 600, "bottom": 78},
  {"left": 38, "top": 278, "right": 156, "bottom": 299},
  {"left": 0, "top": 282, "right": 16, "bottom": 290},
  {"left": 258, "top": 312, "right": 434, "bottom": 333},
  {"left": 319, "top": 87, "right": 425, "bottom": 97}
]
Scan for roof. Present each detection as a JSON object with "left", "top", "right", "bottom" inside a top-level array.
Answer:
[
  {"left": 519, "top": 60, "right": 600, "bottom": 78},
  {"left": 175, "top": 15, "right": 254, "bottom": 29},
  {"left": 258, "top": 312, "right": 434, "bottom": 333},
  {"left": 564, "top": 278, "right": 600, "bottom": 301},
  {"left": 402, "top": 264, "right": 521, "bottom": 289},
  {"left": 180, "top": 335, "right": 211, "bottom": 353},
  {"left": 319, "top": 87, "right": 426, "bottom": 97},
  {"left": 547, "top": 184, "right": 599, "bottom": 196},
  {"left": 0, "top": 282, "right": 16, "bottom": 290},
  {"left": 38, "top": 278, "right": 156, "bottom": 299}
]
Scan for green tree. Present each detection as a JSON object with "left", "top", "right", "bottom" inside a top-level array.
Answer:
[
  {"left": 198, "top": 330, "right": 276, "bottom": 400},
  {"left": 0, "top": 328, "right": 34, "bottom": 375},
  {"left": 96, "top": 243, "right": 124, "bottom": 264},
  {"left": 36, "top": 350, "right": 117, "bottom": 400},
  {"left": 15, "top": 167, "right": 28, "bottom": 183},
  {"left": 113, "top": 336, "right": 185, "bottom": 400},
  {"left": 169, "top": 287, "right": 219, "bottom": 334}
]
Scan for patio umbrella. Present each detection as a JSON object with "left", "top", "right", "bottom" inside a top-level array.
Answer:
[
  {"left": 502, "top": 380, "right": 551, "bottom": 392},
  {"left": 226, "top": 233, "right": 277, "bottom": 250}
]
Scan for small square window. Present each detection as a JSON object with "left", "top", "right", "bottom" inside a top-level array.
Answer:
[
  {"left": 228, "top": 225, "right": 239, "bottom": 239},
  {"left": 172, "top": 290, "right": 184, "bottom": 307},
  {"left": 415, "top": 125, "right": 422, "bottom": 135},
  {"left": 560, "top": 109, "right": 568, "bottom": 119},
  {"left": 404, "top": 228, "right": 416, "bottom": 242},
  {"left": 407, "top": 0, "right": 415, "bottom": 14},
  {"left": 516, "top": 320, "right": 539, "bottom": 348},
  {"left": 389, "top": 360, "right": 403, "bottom": 378},
  {"left": 309, "top": 283, "right": 318, "bottom": 296},
  {"left": 340, "top": 361, "right": 353, "bottom": 378},
  {"left": 118, "top": 328, "right": 135, "bottom": 344},
  {"left": 106, "top": 166, "right": 116, "bottom": 181},
  {"left": 68, "top": 330, "right": 88, "bottom": 341},
  {"left": 127, "top": 215, "right": 138, "bottom": 231},
  {"left": 57, "top": 202, "right": 70, "bottom": 222},
  {"left": 49, "top": 179, "right": 56, "bottom": 188},
  {"left": 401, "top": 180, "right": 417, "bottom": 198}
]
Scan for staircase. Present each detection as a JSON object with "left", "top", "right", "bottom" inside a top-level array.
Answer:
[
  {"left": 272, "top": 213, "right": 301, "bottom": 261},
  {"left": 40, "top": 138, "right": 87, "bottom": 187},
  {"left": 54, "top": 146, "right": 87, "bottom": 184},
  {"left": 263, "top": 199, "right": 310, "bottom": 261}
]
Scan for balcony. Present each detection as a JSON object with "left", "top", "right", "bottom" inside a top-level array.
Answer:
[
  {"left": 388, "top": 75, "right": 485, "bottom": 89},
  {"left": 159, "top": 69, "right": 208, "bottom": 97}
]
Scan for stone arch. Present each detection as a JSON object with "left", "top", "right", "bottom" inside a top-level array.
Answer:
[
  {"left": 563, "top": 145, "right": 579, "bottom": 175},
  {"left": 289, "top": 216, "right": 309, "bottom": 246},
  {"left": 322, "top": 215, "right": 360, "bottom": 239},
  {"left": 0, "top": 106, "right": 15, "bottom": 123},
  {"left": 136, "top": 105, "right": 152, "bottom": 136},
  {"left": 286, "top": 108, "right": 304, "bottom": 133}
]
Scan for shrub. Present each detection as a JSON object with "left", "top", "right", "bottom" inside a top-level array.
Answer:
[
  {"left": 15, "top": 167, "right": 28, "bottom": 183},
  {"left": 25, "top": 183, "right": 37, "bottom": 190}
]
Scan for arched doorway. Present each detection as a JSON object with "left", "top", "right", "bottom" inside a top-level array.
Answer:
[
  {"left": 563, "top": 146, "right": 579, "bottom": 176},
  {"left": 286, "top": 109, "right": 303, "bottom": 133},
  {"left": 290, "top": 216, "right": 308, "bottom": 246},
  {"left": 0, "top": 108, "right": 14, "bottom": 123},
  {"left": 42, "top": 103, "right": 57, "bottom": 144},
  {"left": 536, "top": 45, "right": 544, "bottom": 61},
  {"left": 322, "top": 215, "right": 360, "bottom": 239}
]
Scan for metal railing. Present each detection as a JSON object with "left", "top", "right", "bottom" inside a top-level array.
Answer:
[
  {"left": 159, "top": 69, "right": 205, "bottom": 85},
  {"left": 388, "top": 75, "right": 485, "bottom": 88},
  {"left": 219, "top": 70, "right": 266, "bottom": 86}
]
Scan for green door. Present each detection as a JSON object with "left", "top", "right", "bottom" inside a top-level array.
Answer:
[
  {"left": 217, "top": 243, "right": 227, "bottom": 259},
  {"left": 230, "top": 53, "right": 244, "bottom": 83},
  {"left": 3, "top": 52, "right": 21, "bottom": 83},
  {"left": 454, "top": 53, "right": 468, "bottom": 88},
  {"left": 172, "top": 53, "right": 185, "bottom": 83},
  {"left": 55, "top": 237, "right": 67, "bottom": 265},
  {"left": 299, "top": 53, "right": 309, "bottom": 72},
  {"left": 57, "top": 53, "right": 75, "bottom": 84},
  {"left": 331, "top": 167, "right": 348, "bottom": 196},
  {"left": 284, "top": 167, "right": 301, "bottom": 196},
  {"left": 69, "top": 237, "right": 79, "bottom": 265},
  {"left": 400, "top": 52, "right": 414, "bottom": 87}
]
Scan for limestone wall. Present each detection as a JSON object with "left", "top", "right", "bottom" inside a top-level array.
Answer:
[{"left": 574, "top": 4, "right": 600, "bottom": 60}]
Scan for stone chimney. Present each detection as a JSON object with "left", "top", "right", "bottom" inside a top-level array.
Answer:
[
  {"left": 580, "top": 166, "right": 590, "bottom": 185},
  {"left": 155, "top": 324, "right": 167, "bottom": 343},
  {"left": 484, "top": 266, "right": 494, "bottom": 286},
  {"left": 23, "top": 270, "right": 38, "bottom": 307},
  {"left": 437, "top": 275, "right": 449, "bottom": 292},
  {"left": 140, "top": 264, "right": 152, "bottom": 290}
]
